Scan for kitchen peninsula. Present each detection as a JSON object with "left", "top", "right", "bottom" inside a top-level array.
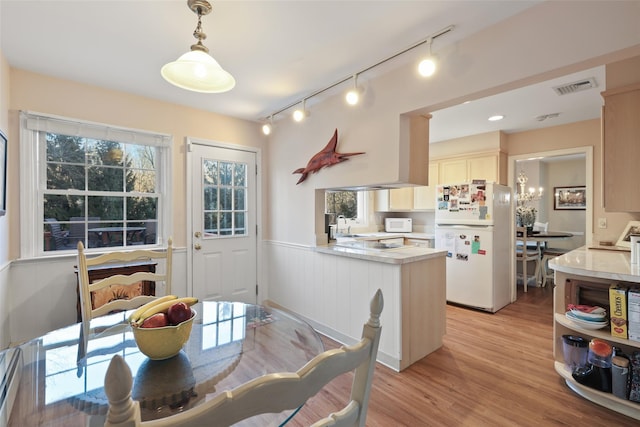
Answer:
[
  {"left": 313, "top": 239, "right": 446, "bottom": 371},
  {"left": 550, "top": 247, "right": 640, "bottom": 420}
]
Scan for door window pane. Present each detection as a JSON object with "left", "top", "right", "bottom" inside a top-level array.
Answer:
[{"left": 203, "top": 159, "right": 247, "bottom": 238}]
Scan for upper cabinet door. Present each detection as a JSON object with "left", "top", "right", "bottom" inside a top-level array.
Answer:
[
  {"left": 389, "top": 187, "right": 414, "bottom": 210},
  {"left": 413, "top": 162, "right": 439, "bottom": 210},
  {"left": 602, "top": 83, "right": 640, "bottom": 212},
  {"left": 467, "top": 155, "right": 499, "bottom": 183},
  {"left": 438, "top": 155, "right": 499, "bottom": 184},
  {"left": 439, "top": 158, "right": 467, "bottom": 184}
]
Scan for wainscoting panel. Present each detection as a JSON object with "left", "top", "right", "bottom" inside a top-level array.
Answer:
[{"left": 265, "top": 241, "right": 401, "bottom": 368}]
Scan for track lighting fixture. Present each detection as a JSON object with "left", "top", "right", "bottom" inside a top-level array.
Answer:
[
  {"left": 293, "top": 100, "right": 309, "bottom": 122},
  {"left": 261, "top": 24, "right": 454, "bottom": 130},
  {"left": 161, "top": 0, "right": 235, "bottom": 93},
  {"left": 418, "top": 38, "right": 437, "bottom": 77},
  {"left": 345, "top": 74, "right": 361, "bottom": 106}
]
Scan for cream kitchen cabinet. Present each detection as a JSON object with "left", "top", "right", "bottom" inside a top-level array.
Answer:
[
  {"left": 376, "top": 162, "right": 438, "bottom": 212},
  {"left": 601, "top": 82, "right": 640, "bottom": 212},
  {"left": 413, "top": 162, "right": 439, "bottom": 210},
  {"left": 374, "top": 187, "right": 414, "bottom": 211},
  {"left": 438, "top": 154, "right": 501, "bottom": 184},
  {"left": 405, "top": 237, "right": 434, "bottom": 248}
]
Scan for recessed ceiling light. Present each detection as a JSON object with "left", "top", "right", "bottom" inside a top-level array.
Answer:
[{"left": 488, "top": 115, "right": 504, "bottom": 121}]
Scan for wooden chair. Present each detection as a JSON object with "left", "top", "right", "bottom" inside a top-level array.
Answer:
[
  {"left": 516, "top": 227, "right": 540, "bottom": 293},
  {"left": 541, "top": 247, "right": 568, "bottom": 287},
  {"left": 76, "top": 238, "right": 173, "bottom": 340},
  {"left": 103, "top": 289, "right": 384, "bottom": 427}
]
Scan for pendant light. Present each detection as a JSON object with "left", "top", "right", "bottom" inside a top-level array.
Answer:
[{"left": 161, "top": 0, "right": 235, "bottom": 93}]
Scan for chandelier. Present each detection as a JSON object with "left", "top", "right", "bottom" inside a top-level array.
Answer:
[{"left": 516, "top": 170, "right": 543, "bottom": 205}]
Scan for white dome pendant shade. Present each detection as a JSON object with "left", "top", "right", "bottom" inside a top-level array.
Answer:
[
  {"left": 161, "top": 50, "right": 235, "bottom": 93},
  {"left": 161, "top": 0, "right": 235, "bottom": 93}
]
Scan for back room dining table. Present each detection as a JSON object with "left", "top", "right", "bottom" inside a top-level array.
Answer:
[{"left": 6, "top": 300, "right": 325, "bottom": 426}]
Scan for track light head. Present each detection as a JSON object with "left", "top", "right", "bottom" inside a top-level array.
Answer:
[
  {"left": 418, "top": 38, "right": 437, "bottom": 77},
  {"left": 345, "top": 89, "right": 360, "bottom": 106},
  {"left": 293, "top": 100, "right": 309, "bottom": 122},
  {"left": 418, "top": 57, "right": 437, "bottom": 77},
  {"left": 262, "top": 115, "right": 274, "bottom": 135},
  {"left": 345, "top": 74, "right": 361, "bottom": 106}
]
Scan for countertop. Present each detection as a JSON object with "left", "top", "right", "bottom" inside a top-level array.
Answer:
[
  {"left": 549, "top": 246, "right": 640, "bottom": 283},
  {"left": 315, "top": 244, "right": 446, "bottom": 265}
]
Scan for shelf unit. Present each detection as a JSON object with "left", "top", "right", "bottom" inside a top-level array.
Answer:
[{"left": 553, "top": 270, "right": 640, "bottom": 420}]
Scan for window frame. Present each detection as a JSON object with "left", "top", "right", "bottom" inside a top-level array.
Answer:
[{"left": 19, "top": 111, "right": 173, "bottom": 258}]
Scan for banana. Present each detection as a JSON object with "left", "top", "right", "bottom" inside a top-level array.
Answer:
[
  {"left": 129, "top": 295, "right": 178, "bottom": 323},
  {"left": 136, "top": 296, "right": 199, "bottom": 324}
]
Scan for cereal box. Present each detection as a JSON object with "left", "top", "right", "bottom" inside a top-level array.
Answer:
[
  {"left": 609, "top": 284, "right": 628, "bottom": 339},
  {"left": 628, "top": 287, "right": 640, "bottom": 342}
]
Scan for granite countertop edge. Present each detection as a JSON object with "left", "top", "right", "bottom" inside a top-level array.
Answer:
[
  {"left": 315, "top": 245, "right": 446, "bottom": 265},
  {"left": 549, "top": 246, "right": 640, "bottom": 283}
]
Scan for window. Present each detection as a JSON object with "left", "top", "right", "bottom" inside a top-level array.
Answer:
[
  {"left": 325, "top": 190, "right": 367, "bottom": 226},
  {"left": 20, "top": 112, "right": 172, "bottom": 257}
]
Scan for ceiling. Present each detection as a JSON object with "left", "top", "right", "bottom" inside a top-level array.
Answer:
[{"left": 0, "top": 1, "right": 604, "bottom": 142}]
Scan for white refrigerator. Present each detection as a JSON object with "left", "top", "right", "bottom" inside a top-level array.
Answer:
[{"left": 435, "top": 182, "right": 512, "bottom": 312}]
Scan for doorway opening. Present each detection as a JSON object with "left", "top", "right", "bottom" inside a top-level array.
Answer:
[{"left": 509, "top": 146, "right": 592, "bottom": 300}]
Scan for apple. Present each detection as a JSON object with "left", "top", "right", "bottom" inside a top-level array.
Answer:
[
  {"left": 167, "top": 302, "right": 192, "bottom": 325},
  {"left": 140, "top": 313, "right": 169, "bottom": 328}
]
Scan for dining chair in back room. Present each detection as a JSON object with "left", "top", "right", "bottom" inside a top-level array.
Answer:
[{"left": 516, "top": 227, "right": 540, "bottom": 293}]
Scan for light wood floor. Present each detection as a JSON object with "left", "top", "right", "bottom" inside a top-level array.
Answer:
[{"left": 290, "top": 285, "right": 638, "bottom": 427}]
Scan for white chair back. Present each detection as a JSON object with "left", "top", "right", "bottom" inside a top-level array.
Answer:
[
  {"left": 76, "top": 238, "right": 173, "bottom": 340},
  {"left": 516, "top": 227, "right": 541, "bottom": 292},
  {"left": 103, "top": 289, "right": 384, "bottom": 427}
]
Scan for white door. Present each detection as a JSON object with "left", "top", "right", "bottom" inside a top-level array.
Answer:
[{"left": 190, "top": 143, "right": 257, "bottom": 304}]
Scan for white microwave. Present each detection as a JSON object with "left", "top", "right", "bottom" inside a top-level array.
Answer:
[{"left": 385, "top": 218, "right": 412, "bottom": 233}]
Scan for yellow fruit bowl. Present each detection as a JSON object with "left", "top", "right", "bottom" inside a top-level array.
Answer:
[{"left": 131, "top": 309, "right": 196, "bottom": 360}]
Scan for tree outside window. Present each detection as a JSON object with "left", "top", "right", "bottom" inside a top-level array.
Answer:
[{"left": 325, "top": 191, "right": 358, "bottom": 218}]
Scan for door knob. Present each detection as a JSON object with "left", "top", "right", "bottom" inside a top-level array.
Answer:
[
  {"left": 194, "top": 231, "right": 202, "bottom": 238},
  {"left": 194, "top": 243, "right": 201, "bottom": 250}
]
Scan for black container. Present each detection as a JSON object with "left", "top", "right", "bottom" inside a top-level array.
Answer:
[
  {"left": 572, "top": 339, "right": 613, "bottom": 393},
  {"left": 325, "top": 213, "right": 336, "bottom": 242}
]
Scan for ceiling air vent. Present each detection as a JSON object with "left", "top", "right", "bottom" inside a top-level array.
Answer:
[
  {"left": 536, "top": 113, "right": 561, "bottom": 122},
  {"left": 553, "top": 78, "right": 598, "bottom": 95}
]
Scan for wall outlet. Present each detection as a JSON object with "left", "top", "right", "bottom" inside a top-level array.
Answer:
[{"left": 598, "top": 218, "right": 607, "bottom": 229}]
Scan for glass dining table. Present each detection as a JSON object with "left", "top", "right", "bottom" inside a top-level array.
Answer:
[{"left": 6, "top": 301, "right": 324, "bottom": 426}]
